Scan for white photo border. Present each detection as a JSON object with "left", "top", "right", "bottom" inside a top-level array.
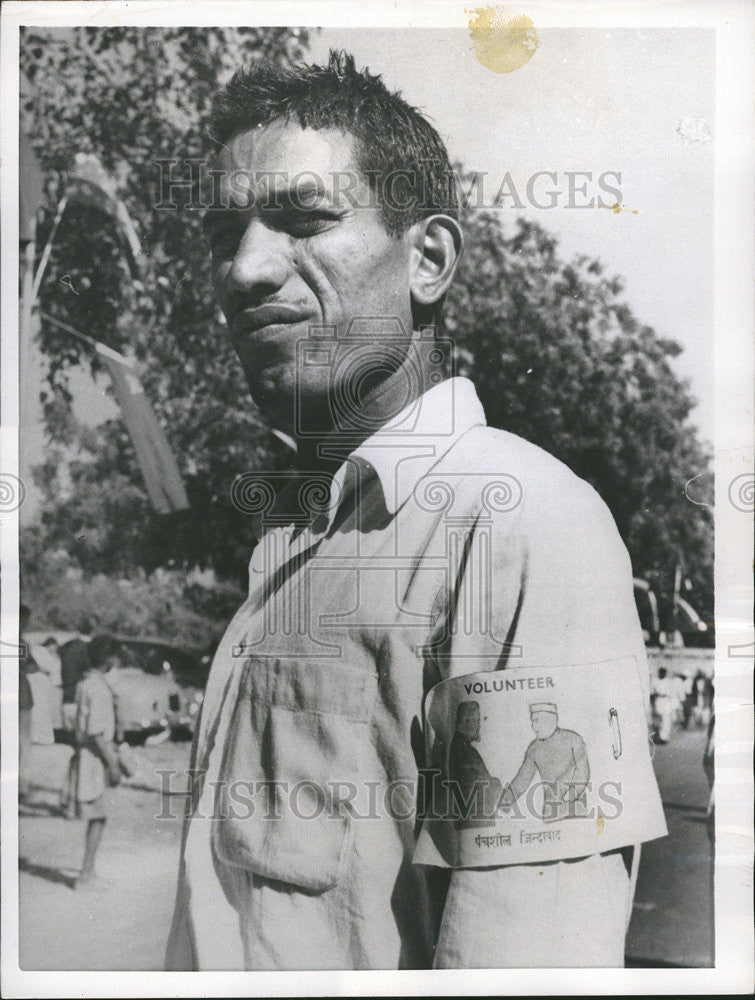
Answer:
[{"left": 1, "top": 1, "right": 752, "bottom": 996}]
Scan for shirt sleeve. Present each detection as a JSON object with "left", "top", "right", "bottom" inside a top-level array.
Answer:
[
  {"left": 509, "top": 740, "right": 539, "bottom": 796},
  {"left": 569, "top": 733, "right": 590, "bottom": 795},
  {"left": 442, "top": 461, "right": 649, "bottom": 702},
  {"left": 433, "top": 458, "right": 645, "bottom": 968}
]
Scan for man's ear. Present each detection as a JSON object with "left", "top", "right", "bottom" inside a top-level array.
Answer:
[{"left": 409, "top": 214, "right": 464, "bottom": 309}]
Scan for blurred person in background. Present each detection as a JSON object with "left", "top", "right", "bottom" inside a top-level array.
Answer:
[
  {"left": 26, "top": 656, "right": 55, "bottom": 749},
  {"left": 688, "top": 669, "right": 713, "bottom": 728},
  {"left": 671, "top": 671, "right": 689, "bottom": 728},
  {"left": 21, "top": 624, "right": 55, "bottom": 751},
  {"left": 680, "top": 670, "right": 696, "bottom": 730},
  {"left": 31, "top": 636, "right": 64, "bottom": 730},
  {"left": 59, "top": 616, "right": 98, "bottom": 731},
  {"left": 651, "top": 666, "right": 676, "bottom": 745},
  {"left": 701, "top": 674, "right": 714, "bottom": 728},
  {"left": 702, "top": 705, "right": 715, "bottom": 845},
  {"left": 18, "top": 604, "right": 36, "bottom": 802},
  {"left": 64, "top": 633, "right": 122, "bottom": 890}
]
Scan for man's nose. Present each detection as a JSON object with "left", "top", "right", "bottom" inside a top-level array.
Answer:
[{"left": 224, "top": 219, "right": 290, "bottom": 299}]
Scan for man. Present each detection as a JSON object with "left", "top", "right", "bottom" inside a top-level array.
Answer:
[
  {"left": 60, "top": 616, "right": 98, "bottom": 728},
  {"left": 31, "top": 635, "right": 64, "bottom": 730},
  {"left": 18, "top": 604, "right": 36, "bottom": 802},
  {"left": 167, "top": 50, "right": 654, "bottom": 969},
  {"left": 651, "top": 665, "right": 675, "bottom": 744},
  {"left": 500, "top": 702, "right": 590, "bottom": 822},
  {"left": 447, "top": 701, "right": 503, "bottom": 829},
  {"left": 64, "top": 633, "right": 122, "bottom": 890}
]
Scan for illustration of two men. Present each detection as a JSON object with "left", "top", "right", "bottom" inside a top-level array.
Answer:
[{"left": 447, "top": 700, "right": 590, "bottom": 828}]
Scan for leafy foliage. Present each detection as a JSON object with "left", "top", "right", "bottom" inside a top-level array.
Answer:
[
  {"left": 21, "top": 26, "right": 306, "bottom": 583},
  {"left": 20, "top": 29, "right": 712, "bottom": 634},
  {"left": 445, "top": 208, "right": 713, "bottom": 616},
  {"left": 21, "top": 526, "right": 242, "bottom": 645}
]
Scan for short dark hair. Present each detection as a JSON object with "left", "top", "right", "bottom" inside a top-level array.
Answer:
[
  {"left": 78, "top": 615, "right": 98, "bottom": 635},
  {"left": 87, "top": 633, "right": 120, "bottom": 669},
  {"left": 211, "top": 49, "right": 458, "bottom": 238}
]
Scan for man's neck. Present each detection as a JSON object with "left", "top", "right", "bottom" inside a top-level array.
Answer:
[{"left": 296, "top": 361, "right": 445, "bottom": 471}]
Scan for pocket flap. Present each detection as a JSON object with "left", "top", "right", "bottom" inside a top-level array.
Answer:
[
  {"left": 213, "top": 657, "right": 377, "bottom": 894},
  {"left": 242, "top": 656, "right": 377, "bottom": 719}
]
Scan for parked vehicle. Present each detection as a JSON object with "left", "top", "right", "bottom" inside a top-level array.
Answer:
[
  {"left": 28, "top": 630, "right": 208, "bottom": 743},
  {"left": 673, "top": 597, "right": 715, "bottom": 648},
  {"left": 111, "top": 635, "right": 208, "bottom": 741},
  {"left": 106, "top": 660, "right": 176, "bottom": 744},
  {"left": 633, "top": 580, "right": 714, "bottom": 648}
]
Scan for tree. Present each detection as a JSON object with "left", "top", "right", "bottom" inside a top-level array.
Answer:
[
  {"left": 444, "top": 208, "right": 713, "bottom": 616},
  {"left": 21, "top": 30, "right": 712, "bottom": 628},
  {"left": 21, "top": 26, "right": 307, "bottom": 583}
]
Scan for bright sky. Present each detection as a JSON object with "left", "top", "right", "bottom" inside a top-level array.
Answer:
[
  {"left": 22, "top": 25, "right": 715, "bottom": 517},
  {"left": 309, "top": 26, "right": 715, "bottom": 433}
]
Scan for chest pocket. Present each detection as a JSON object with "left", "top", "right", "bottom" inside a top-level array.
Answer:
[{"left": 212, "top": 657, "right": 377, "bottom": 894}]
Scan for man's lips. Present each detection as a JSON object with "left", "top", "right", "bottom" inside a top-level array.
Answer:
[{"left": 230, "top": 304, "right": 312, "bottom": 338}]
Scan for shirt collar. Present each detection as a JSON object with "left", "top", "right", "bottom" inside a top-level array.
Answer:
[
  {"left": 326, "top": 376, "right": 486, "bottom": 522},
  {"left": 249, "top": 377, "right": 487, "bottom": 540}
]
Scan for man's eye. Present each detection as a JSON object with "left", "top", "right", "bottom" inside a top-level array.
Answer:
[
  {"left": 279, "top": 210, "right": 339, "bottom": 236},
  {"left": 208, "top": 229, "right": 241, "bottom": 258}
]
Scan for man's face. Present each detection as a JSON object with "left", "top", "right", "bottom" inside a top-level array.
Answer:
[
  {"left": 531, "top": 711, "right": 558, "bottom": 739},
  {"left": 459, "top": 702, "right": 481, "bottom": 741},
  {"left": 206, "top": 121, "right": 416, "bottom": 432}
]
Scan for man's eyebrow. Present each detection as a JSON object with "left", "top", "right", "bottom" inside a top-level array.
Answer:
[
  {"left": 201, "top": 181, "right": 338, "bottom": 234},
  {"left": 260, "top": 178, "right": 331, "bottom": 209}
]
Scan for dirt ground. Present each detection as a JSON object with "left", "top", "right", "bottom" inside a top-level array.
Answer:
[
  {"left": 19, "top": 739, "right": 191, "bottom": 970},
  {"left": 17, "top": 648, "right": 715, "bottom": 970}
]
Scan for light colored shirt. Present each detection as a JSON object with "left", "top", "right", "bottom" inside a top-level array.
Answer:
[
  {"left": 504, "top": 727, "right": 591, "bottom": 823},
  {"left": 652, "top": 675, "right": 675, "bottom": 699},
  {"left": 167, "top": 376, "right": 651, "bottom": 970},
  {"left": 513, "top": 728, "right": 590, "bottom": 789},
  {"left": 73, "top": 671, "right": 116, "bottom": 803},
  {"left": 31, "top": 644, "right": 63, "bottom": 687},
  {"left": 26, "top": 672, "right": 55, "bottom": 745}
]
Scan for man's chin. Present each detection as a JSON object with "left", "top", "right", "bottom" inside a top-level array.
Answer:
[
  {"left": 243, "top": 368, "right": 356, "bottom": 441},
  {"left": 245, "top": 370, "right": 296, "bottom": 430}
]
